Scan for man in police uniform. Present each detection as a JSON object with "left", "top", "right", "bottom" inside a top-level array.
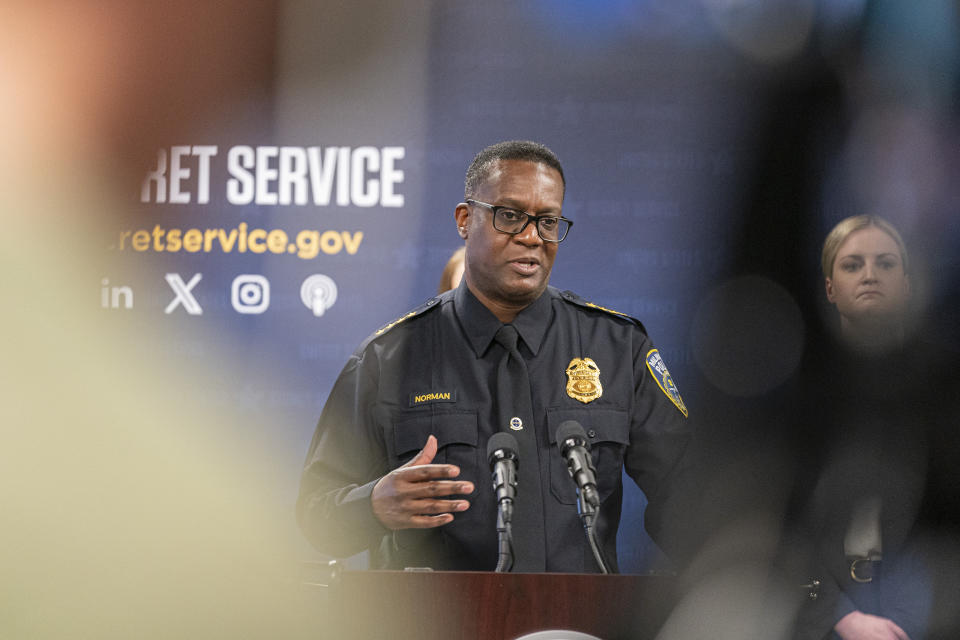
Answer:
[{"left": 296, "top": 140, "right": 692, "bottom": 572}]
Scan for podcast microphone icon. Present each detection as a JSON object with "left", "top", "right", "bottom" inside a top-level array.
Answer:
[{"left": 300, "top": 275, "right": 338, "bottom": 317}]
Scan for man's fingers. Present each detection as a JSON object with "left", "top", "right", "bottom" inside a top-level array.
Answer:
[
  {"left": 406, "top": 513, "right": 455, "bottom": 529},
  {"left": 401, "top": 434, "right": 439, "bottom": 468},
  {"left": 402, "top": 497, "right": 470, "bottom": 514},
  {"left": 370, "top": 436, "right": 475, "bottom": 530},
  {"left": 396, "top": 463, "right": 462, "bottom": 482},
  {"left": 402, "top": 479, "right": 474, "bottom": 498}
]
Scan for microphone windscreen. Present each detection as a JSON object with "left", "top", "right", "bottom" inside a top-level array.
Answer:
[
  {"left": 487, "top": 432, "right": 519, "bottom": 466},
  {"left": 556, "top": 420, "right": 588, "bottom": 453}
]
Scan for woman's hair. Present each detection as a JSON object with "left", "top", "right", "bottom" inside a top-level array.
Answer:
[
  {"left": 821, "top": 215, "right": 909, "bottom": 279},
  {"left": 437, "top": 246, "right": 466, "bottom": 294}
]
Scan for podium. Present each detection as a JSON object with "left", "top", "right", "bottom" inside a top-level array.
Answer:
[{"left": 300, "top": 565, "right": 678, "bottom": 640}]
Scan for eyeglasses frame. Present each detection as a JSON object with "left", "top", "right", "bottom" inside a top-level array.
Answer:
[{"left": 464, "top": 198, "right": 573, "bottom": 243}]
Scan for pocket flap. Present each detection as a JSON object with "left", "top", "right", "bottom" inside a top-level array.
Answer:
[
  {"left": 546, "top": 408, "right": 629, "bottom": 446},
  {"left": 393, "top": 411, "right": 479, "bottom": 456}
]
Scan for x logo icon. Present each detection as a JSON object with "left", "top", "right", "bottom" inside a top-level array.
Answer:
[{"left": 165, "top": 273, "right": 203, "bottom": 315}]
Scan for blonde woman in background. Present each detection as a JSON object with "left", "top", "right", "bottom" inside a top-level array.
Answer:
[
  {"left": 795, "top": 215, "right": 938, "bottom": 640},
  {"left": 821, "top": 215, "right": 912, "bottom": 354}
]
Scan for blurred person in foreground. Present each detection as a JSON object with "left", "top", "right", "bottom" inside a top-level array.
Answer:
[
  {"left": 789, "top": 215, "right": 960, "bottom": 640},
  {"left": 296, "top": 140, "right": 694, "bottom": 573},
  {"left": 0, "top": 4, "right": 319, "bottom": 637}
]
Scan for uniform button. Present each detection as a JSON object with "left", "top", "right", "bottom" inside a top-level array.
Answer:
[
  {"left": 426, "top": 297, "right": 437, "bottom": 306},
  {"left": 587, "top": 429, "right": 597, "bottom": 438}
]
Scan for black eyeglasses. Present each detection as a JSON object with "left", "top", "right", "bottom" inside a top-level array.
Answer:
[{"left": 465, "top": 199, "right": 573, "bottom": 243}]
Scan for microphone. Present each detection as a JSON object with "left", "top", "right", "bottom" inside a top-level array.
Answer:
[
  {"left": 487, "top": 432, "right": 519, "bottom": 572},
  {"left": 487, "top": 432, "right": 519, "bottom": 515},
  {"left": 556, "top": 420, "right": 611, "bottom": 574},
  {"left": 556, "top": 420, "right": 599, "bottom": 510}
]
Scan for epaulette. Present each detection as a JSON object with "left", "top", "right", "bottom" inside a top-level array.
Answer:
[
  {"left": 558, "top": 289, "right": 647, "bottom": 332},
  {"left": 372, "top": 295, "right": 444, "bottom": 337}
]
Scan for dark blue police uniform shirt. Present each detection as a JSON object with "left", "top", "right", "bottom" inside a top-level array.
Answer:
[{"left": 296, "top": 281, "right": 691, "bottom": 572}]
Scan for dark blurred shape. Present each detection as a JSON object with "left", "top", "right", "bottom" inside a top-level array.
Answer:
[
  {"left": 670, "top": 4, "right": 960, "bottom": 637},
  {"left": 691, "top": 275, "right": 805, "bottom": 397}
]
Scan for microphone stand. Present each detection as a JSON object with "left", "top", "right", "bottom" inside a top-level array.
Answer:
[
  {"left": 557, "top": 421, "right": 613, "bottom": 575},
  {"left": 577, "top": 493, "right": 610, "bottom": 574},
  {"left": 495, "top": 500, "right": 513, "bottom": 573},
  {"left": 488, "top": 433, "right": 518, "bottom": 573}
]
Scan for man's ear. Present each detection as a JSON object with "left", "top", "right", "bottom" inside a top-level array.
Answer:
[
  {"left": 825, "top": 277, "right": 836, "bottom": 303},
  {"left": 455, "top": 203, "right": 470, "bottom": 238}
]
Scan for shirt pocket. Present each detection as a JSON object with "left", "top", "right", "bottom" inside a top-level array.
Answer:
[
  {"left": 387, "top": 410, "right": 481, "bottom": 558},
  {"left": 391, "top": 410, "right": 480, "bottom": 494},
  {"left": 546, "top": 408, "right": 629, "bottom": 506}
]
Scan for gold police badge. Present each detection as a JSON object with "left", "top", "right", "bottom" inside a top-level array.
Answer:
[{"left": 566, "top": 357, "right": 603, "bottom": 403}]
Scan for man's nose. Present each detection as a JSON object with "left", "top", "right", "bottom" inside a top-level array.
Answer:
[{"left": 514, "top": 220, "right": 543, "bottom": 246}]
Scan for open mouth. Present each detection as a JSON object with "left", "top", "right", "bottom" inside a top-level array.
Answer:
[{"left": 509, "top": 257, "right": 541, "bottom": 275}]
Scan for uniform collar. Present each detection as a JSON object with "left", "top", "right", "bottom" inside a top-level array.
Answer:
[{"left": 454, "top": 281, "right": 553, "bottom": 358}]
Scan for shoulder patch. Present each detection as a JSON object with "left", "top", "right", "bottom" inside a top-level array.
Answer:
[
  {"left": 559, "top": 290, "right": 646, "bottom": 330},
  {"left": 645, "top": 348, "right": 688, "bottom": 417},
  {"left": 374, "top": 296, "right": 442, "bottom": 336}
]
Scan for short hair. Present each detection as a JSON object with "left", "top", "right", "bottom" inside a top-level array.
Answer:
[
  {"left": 821, "top": 215, "right": 909, "bottom": 279},
  {"left": 464, "top": 140, "right": 565, "bottom": 199}
]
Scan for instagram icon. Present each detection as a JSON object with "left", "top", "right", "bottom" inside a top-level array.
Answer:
[{"left": 231, "top": 275, "right": 270, "bottom": 314}]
